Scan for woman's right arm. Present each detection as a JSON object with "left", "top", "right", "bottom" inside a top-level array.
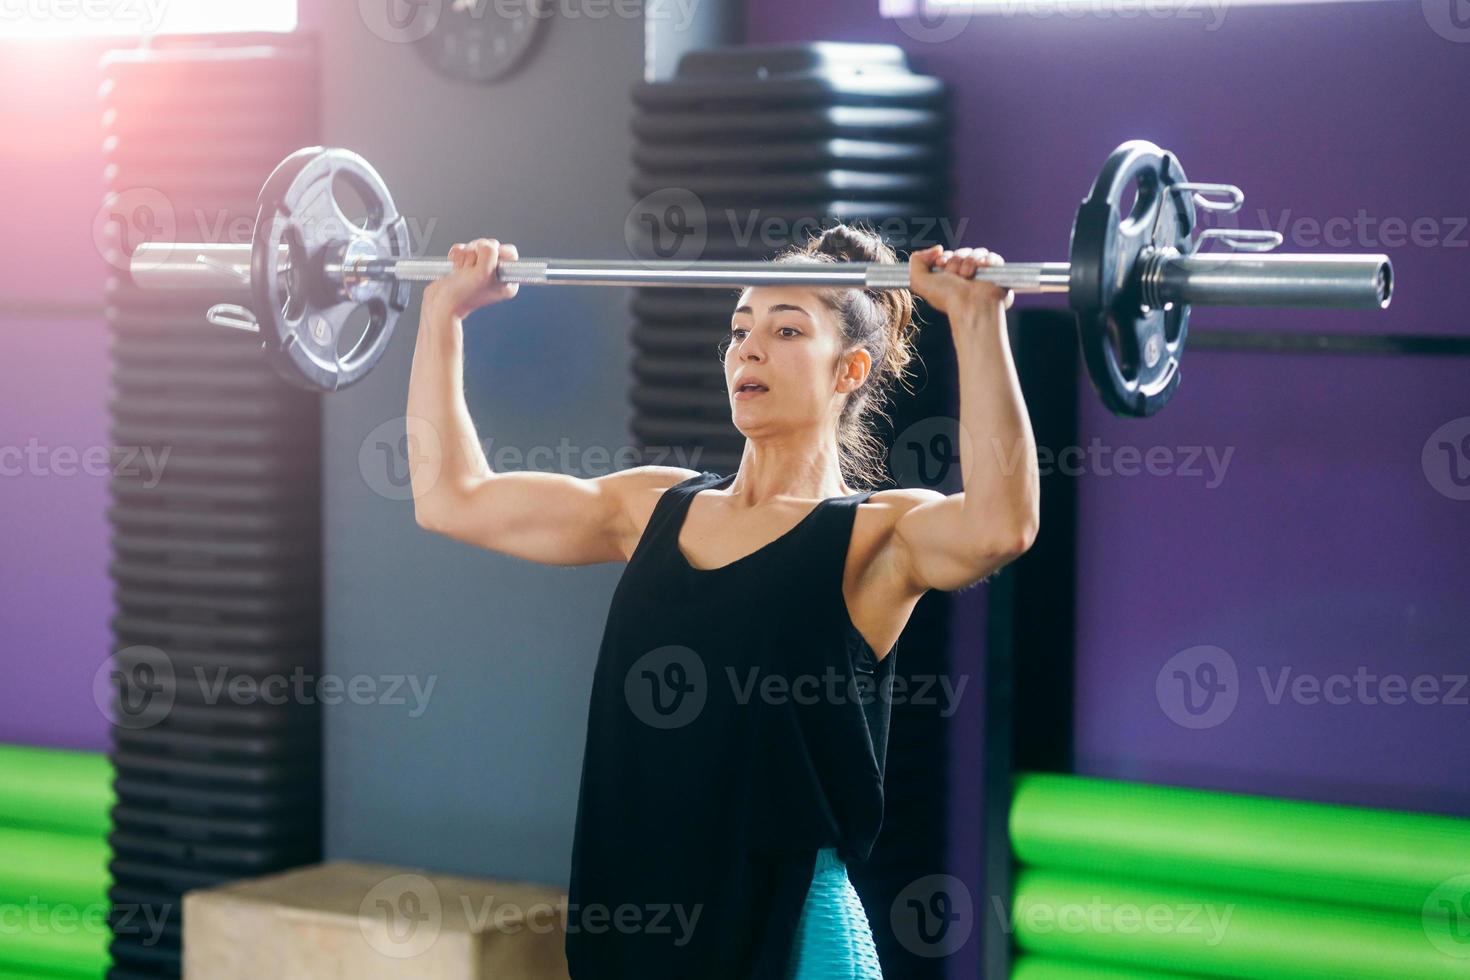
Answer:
[{"left": 407, "top": 238, "right": 695, "bottom": 565}]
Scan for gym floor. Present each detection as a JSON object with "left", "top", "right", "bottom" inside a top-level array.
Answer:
[{"left": 2, "top": 1, "right": 1468, "bottom": 979}]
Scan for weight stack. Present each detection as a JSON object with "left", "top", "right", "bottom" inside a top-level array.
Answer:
[
  {"left": 627, "top": 43, "right": 951, "bottom": 474},
  {"left": 97, "top": 37, "right": 322, "bottom": 980}
]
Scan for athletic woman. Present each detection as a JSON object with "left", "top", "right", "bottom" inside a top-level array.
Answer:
[{"left": 408, "top": 225, "right": 1039, "bottom": 979}]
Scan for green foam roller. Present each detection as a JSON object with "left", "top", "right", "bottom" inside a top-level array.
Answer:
[
  {"left": 0, "top": 746, "right": 112, "bottom": 837},
  {"left": 0, "top": 908, "right": 110, "bottom": 976},
  {"left": 1013, "top": 868, "right": 1470, "bottom": 980},
  {"left": 0, "top": 828, "right": 109, "bottom": 912},
  {"left": 1011, "top": 773, "right": 1470, "bottom": 917},
  {"left": 1011, "top": 955, "right": 1210, "bottom": 979}
]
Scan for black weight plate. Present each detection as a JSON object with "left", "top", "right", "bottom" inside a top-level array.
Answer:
[
  {"left": 630, "top": 170, "right": 935, "bottom": 202},
  {"left": 110, "top": 474, "right": 303, "bottom": 506},
  {"left": 109, "top": 421, "right": 312, "bottom": 454},
  {"left": 115, "top": 692, "right": 318, "bottom": 735},
  {"left": 107, "top": 503, "right": 314, "bottom": 537},
  {"left": 632, "top": 106, "right": 945, "bottom": 143},
  {"left": 114, "top": 774, "right": 315, "bottom": 818},
  {"left": 632, "top": 73, "right": 945, "bottom": 111},
  {"left": 112, "top": 805, "right": 317, "bottom": 845},
  {"left": 113, "top": 613, "right": 315, "bottom": 650},
  {"left": 111, "top": 829, "right": 319, "bottom": 873},
  {"left": 252, "top": 147, "right": 411, "bottom": 391},
  {"left": 108, "top": 562, "right": 312, "bottom": 594},
  {"left": 1069, "top": 139, "right": 1195, "bottom": 417},
  {"left": 113, "top": 363, "right": 280, "bottom": 392},
  {"left": 110, "top": 750, "right": 318, "bottom": 789},
  {"left": 114, "top": 585, "right": 316, "bottom": 620},
  {"left": 675, "top": 43, "right": 909, "bottom": 77},
  {"left": 633, "top": 139, "right": 942, "bottom": 175},
  {"left": 111, "top": 726, "right": 309, "bottom": 763},
  {"left": 108, "top": 936, "right": 181, "bottom": 971}
]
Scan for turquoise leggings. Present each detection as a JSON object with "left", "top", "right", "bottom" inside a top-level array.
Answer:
[{"left": 785, "top": 847, "right": 884, "bottom": 979}]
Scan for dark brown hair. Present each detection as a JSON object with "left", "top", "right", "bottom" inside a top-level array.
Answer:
[{"left": 769, "top": 222, "right": 921, "bottom": 490}]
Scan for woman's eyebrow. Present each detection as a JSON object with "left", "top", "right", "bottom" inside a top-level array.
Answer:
[{"left": 732, "top": 304, "right": 812, "bottom": 318}]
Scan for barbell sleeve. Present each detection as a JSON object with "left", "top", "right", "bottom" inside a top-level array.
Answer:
[{"left": 1146, "top": 251, "right": 1393, "bottom": 310}]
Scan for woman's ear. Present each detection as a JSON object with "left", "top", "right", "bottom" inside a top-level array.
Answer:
[{"left": 838, "top": 348, "right": 872, "bottom": 393}]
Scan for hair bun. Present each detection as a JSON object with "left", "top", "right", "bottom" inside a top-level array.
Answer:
[{"left": 813, "top": 224, "right": 887, "bottom": 265}]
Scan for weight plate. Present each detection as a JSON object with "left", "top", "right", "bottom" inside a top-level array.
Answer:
[
  {"left": 632, "top": 106, "right": 945, "bottom": 143},
  {"left": 251, "top": 147, "right": 411, "bottom": 392},
  {"left": 1069, "top": 139, "right": 1196, "bottom": 418},
  {"left": 633, "top": 139, "right": 941, "bottom": 175}
]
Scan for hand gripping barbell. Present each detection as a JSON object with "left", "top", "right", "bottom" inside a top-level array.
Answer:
[{"left": 127, "top": 139, "right": 1393, "bottom": 416}]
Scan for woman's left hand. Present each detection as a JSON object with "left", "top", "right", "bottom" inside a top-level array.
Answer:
[{"left": 908, "top": 244, "right": 1014, "bottom": 318}]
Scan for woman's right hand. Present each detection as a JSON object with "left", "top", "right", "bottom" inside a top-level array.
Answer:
[{"left": 422, "top": 238, "right": 520, "bottom": 319}]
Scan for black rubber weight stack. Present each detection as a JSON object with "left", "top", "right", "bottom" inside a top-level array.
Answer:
[
  {"left": 98, "top": 36, "right": 323, "bottom": 980},
  {"left": 627, "top": 43, "right": 950, "bottom": 473}
]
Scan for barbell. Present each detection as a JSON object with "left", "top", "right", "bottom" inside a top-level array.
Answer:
[{"left": 126, "top": 139, "right": 1393, "bottom": 416}]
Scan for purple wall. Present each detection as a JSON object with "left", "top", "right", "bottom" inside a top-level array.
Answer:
[
  {"left": 0, "top": 40, "right": 117, "bottom": 751},
  {"left": 745, "top": 2, "right": 1470, "bottom": 975}
]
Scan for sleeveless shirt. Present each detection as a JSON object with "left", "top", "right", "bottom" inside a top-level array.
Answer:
[{"left": 565, "top": 471, "right": 897, "bottom": 979}]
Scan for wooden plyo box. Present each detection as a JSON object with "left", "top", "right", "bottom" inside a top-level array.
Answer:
[{"left": 183, "top": 860, "right": 570, "bottom": 979}]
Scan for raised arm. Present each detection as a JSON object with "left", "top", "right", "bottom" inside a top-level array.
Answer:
[
  {"left": 406, "top": 238, "right": 696, "bottom": 565},
  {"left": 882, "top": 245, "right": 1041, "bottom": 595}
]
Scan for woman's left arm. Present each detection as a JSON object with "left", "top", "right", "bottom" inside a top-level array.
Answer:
[{"left": 883, "top": 245, "right": 1041, "bottom": 594}]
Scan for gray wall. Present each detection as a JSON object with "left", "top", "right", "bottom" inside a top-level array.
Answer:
[{"left": 304, "top": 1, "right": 650, "bottom": 883}]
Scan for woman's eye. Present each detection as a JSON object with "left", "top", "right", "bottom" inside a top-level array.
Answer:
[
  {"left": 779, "top": 327, "right": 801, "bottom": 338},
  {"left": 730, "top": 328, "right": 748, "bottom": 340}
]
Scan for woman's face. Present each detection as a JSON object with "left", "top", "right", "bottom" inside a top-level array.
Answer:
[{"left": 725, "top": 286, "right": 868, "bottom": 435}]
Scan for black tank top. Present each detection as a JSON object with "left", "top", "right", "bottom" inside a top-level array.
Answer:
[{"left": 566, "top": 470, "right": 897, "bottom": 979}]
